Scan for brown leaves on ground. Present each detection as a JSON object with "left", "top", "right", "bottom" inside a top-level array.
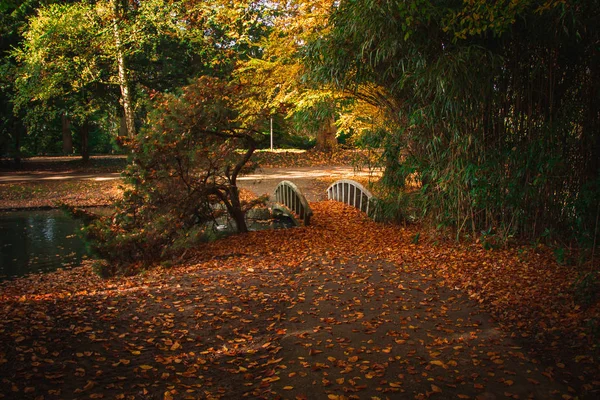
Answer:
[
  {"left": 0, "top": 202, "right": 598, "bottom": 399},
  {"left": 254, "top": 149, "right": 371, "bottom": 168},
  {"left": 0, "top": 180, "right": 123, "bottom": 210}
]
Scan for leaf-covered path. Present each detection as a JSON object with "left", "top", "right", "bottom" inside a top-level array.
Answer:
[{"left": 0, "top": 203, "right": 597, "bottom": 399}]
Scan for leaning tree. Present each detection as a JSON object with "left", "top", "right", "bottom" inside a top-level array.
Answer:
[{"left": 86, "top": 76, "right": 268, "bottom": 274}]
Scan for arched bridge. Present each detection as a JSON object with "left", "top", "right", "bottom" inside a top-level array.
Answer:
[
  {"left": 271, "top": 179, "right": 375, "bottom": 225},
  {"left": 326, "top": 179, "right": 374, "bottom": 216},
  {"left": 273, "top": 180, "right": 313, "bottom": 225}
]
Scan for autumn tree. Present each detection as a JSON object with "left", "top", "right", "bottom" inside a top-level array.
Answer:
[
  {"left": 238, "top": 0, "right": 398, "bottom": 152},
  {"left": 237, "top": 0, "right": 342, "bottom": 151},
  {"left": 13, "top": 2, "right": 112, "bottom": 161},
  {"left": 85, "top": 76, "right": 268, "bottom": 273},
  {"left": 0, "top": 0, "right": 83, "bottom": 161}
]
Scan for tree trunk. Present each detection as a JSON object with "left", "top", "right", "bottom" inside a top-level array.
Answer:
[
  {"left": 228, "top": 185, "right": 248, "bottom": 233},
  {"left": 80, "top": 122, "right": 90, "bottom": 162},
  {"left": 315, "top": 117, "right": 337, "bottom": 152},
  {"left": 112, "top": 0, "right": 136, "bottom": 138},
  {"left": 225, "top": 139, "right": 257, "bottom": 233},
  {"left": 61, "top": 114, "right": 73, "bottom": 154},
  {"left": 118, "top": 114, "right": 128, "bottom": 137}
]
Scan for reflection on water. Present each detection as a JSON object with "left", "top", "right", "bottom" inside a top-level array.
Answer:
[{"left": 0, "top": 210, "right": 88, "bottom": 281}]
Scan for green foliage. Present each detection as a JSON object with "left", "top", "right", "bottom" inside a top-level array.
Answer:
[
  {"left": 411, "top": 232, "right": 420, "bottom": 245},
  {"left": 4, "top": 0, "right": 272, "bottom": 159},
  {"left": 14, "top": 3, "right": 108, "bottom": 122},
  {"left": 10, "top": 1, "right": 117, "bottom": 160},
  {"left": 85, "top": 76, "right": 268, "bottom": 275},
  {"left": 276, "top": 131, "right": 316, "bottom": 150},
  {"left": 290, "top": 95, "right": 336, "bottom": 131},
  {"left": 553, "top": 247, "right": 567, "bottom": 265},
  {"left": 573, "top": 271, "right": 600, "bottom": 308},
  {"left": 0, "top": 1, "right": 72, "bottom": 154},
  {"left": 369, "top": 185, "right": 417, "bottom": 225},
  {"left": 309, "top": 0, "right": 600, "bottom": 250}
]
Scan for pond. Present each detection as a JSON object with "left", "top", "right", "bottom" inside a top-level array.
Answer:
[
  {"left": 0, "top": 209, "right": 89, "bottom": 281},
  {"left": 0, "top": 206, "right": 297, "bottom": 281}
]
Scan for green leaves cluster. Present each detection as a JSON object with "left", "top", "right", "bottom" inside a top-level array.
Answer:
[
  {"left": 2, "top": 0, "right": 272, "bottom": 158},
  {"left": 14, "top": 3, "right": 107, "bottom": 124}
]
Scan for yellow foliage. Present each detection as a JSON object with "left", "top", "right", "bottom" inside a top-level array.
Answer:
[{"left": 236, "top": 0, "right": 393, "bottom": 140}]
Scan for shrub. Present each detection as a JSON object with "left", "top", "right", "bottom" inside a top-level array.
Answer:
[{"left": 85, "top": 76, "right": 268, "bottom": 274}]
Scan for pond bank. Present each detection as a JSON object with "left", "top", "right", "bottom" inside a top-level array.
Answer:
[{"left": 0, "top": 180, "right": 123, "bottom": 211}]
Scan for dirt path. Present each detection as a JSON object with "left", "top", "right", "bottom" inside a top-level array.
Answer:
[
  {"left": 269, "top": 258, "right": 567, "bottom": 400},
  {"left": 0, "top": 257, "right": 567, "bottom": 400},
  {"left": 0, "top": 203, "right": 588, "bottom": 399}
]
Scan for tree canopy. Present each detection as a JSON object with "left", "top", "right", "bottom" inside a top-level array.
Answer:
[{"left": 2, "top": 0, "right": 272, "bottom": 158}]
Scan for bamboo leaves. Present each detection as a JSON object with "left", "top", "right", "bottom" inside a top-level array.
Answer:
[{"left": 308, "top": 0, "right": 600, "bottom": 246}]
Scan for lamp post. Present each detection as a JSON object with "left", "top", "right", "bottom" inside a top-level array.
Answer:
[{"left": 270, "top": 117, "right": 274, "bottom": 151}]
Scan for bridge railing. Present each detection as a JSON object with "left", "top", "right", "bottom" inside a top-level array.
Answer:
[
  {"left": 273, "top": 180, "right": 313, "bottom": 225},
  {"left": 326, "top": 179, "right": 375, "bottom": 216}
]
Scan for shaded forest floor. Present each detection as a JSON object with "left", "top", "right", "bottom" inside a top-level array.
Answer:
[{"left": 1, "top": 203, "right": 599, "bottom": 399}]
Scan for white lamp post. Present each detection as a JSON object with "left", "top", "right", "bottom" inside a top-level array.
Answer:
[{"left": 270, "top": 117, "right": 274, "bottom": 151}]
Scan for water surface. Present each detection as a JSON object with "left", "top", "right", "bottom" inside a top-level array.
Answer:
[
  {"left": 0, "top": 206, "right": 296, "bottom": 281},
  {"left": 0, "top": 210, "right": 88, "bottom": 281}
]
